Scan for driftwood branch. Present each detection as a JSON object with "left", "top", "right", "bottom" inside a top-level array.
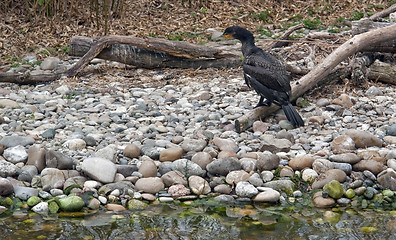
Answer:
[
  {"left": 369, "top": 4, "right": 396, "bottom": 20},
  {"left": 235, "top": 23, "right": 396, "bottom": 132},
  {"left": 267, "top": 24, "right": 304, "bottom": 49}
]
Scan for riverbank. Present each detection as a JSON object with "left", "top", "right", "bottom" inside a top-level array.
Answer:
[{"left": 1, "top": 55, "right": 396, "bottom": 216}]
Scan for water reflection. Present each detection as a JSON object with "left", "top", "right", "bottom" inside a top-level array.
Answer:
[{"left": 1, "top": 201, "right": 396, "bottom": 240}]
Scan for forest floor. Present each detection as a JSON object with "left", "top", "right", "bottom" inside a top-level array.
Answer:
[
  {"left": 1, "top": 0, "right": 393, "bottom": 63},
  {"left": 0, "top": 0, "right": 395, "bottom": 92}
]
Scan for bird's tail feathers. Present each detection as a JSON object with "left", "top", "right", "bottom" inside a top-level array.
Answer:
[{"left": 282, "top": 103, "right": 304, "bottom": 127}]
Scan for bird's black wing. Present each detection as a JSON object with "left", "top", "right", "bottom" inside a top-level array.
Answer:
[{"left": 243, "top": 49, "right": 291, "bottom": 94}]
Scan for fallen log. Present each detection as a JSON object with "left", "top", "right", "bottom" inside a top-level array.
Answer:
[
  {"left": 0, "top": 72, "right": 63, "bottom": 85},
  {"left": 67, "top": 36, "right": 241, "bottom": 73},
  {"left": 235, "top": 22, "right": 396, "bottom": 133},
  {"left": 368, "top": 59, "right": 396, "bottom": 85}
]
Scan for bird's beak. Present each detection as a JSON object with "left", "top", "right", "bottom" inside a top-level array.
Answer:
[{"left": 224, "top": 33, "right": 232, "bottom": 39}]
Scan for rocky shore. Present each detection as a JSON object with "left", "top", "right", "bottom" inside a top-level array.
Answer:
[{"left": 1, "top": 58, "right": 396, "bottom": 214}]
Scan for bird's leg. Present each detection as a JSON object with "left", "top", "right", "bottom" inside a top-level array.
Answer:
[{"left": 254, "top": 96, "right": 271, "bottom": 108}]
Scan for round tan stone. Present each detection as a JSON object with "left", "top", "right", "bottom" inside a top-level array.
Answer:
[
  {"left": 138, "top": 159, "right": 157, "bottom": 177},
  {"left": 106, "top": 203, "right": 126, "bottom": 211},
  {"left": 217, "top": 150, "right": 238, "bottom": 159},
  {"left": 159, "top": 147, "right": 183, "bottom": 162},
  {"left": 191, "top": 152, "right": 213, "bottom": 170},
  {"left": 312, "top": 191, "right": 336, "bottom": 208},
  {"left": 289, "top": 155, "right": 315, "bottom": 171},
  {"left": 331, "top": 135, "right": 355, "bottom": 154},
  {"left": 135, "top": 177, "right": 164, "bottom": 194},
  {"left": 124, "top": 144, "right": 141, "bottom": 159}
]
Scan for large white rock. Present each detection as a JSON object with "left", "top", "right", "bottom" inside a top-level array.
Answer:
[
  {"left": 81, "top": 157, "right": 116, "bottom": 183},
  {"left": 32, "top": 202, "right": 49, "bottom": 215},
  {"left": 3, "top": 145, "right": 28, "bottom": 164}
]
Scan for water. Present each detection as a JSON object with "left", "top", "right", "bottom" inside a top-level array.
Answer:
[{"left": 1, "top": 199, "right": 396, "bottom": 240}]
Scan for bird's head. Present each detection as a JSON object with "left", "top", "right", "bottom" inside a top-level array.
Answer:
[{"left": 223, "top": 26, "right": 254, "bottom": 42}]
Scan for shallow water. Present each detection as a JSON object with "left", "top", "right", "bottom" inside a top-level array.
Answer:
[{"left": 1, "top": 199, "right": 396, "bottom": 240}]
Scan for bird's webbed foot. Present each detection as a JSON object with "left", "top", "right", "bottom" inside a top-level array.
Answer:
[{"left": 254, "top": 97, "right": 272, "bottom": 108}]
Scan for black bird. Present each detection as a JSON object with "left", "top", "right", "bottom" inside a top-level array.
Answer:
[{"left": 223, "top": 26, "right": 304, "bottom": 127}]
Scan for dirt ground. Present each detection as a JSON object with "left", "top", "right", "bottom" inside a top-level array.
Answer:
[{"left": 0, "top": 0, "right": 394, "bottom": 94}]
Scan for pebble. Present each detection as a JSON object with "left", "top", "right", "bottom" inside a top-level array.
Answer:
[
  {"left": 331, "top": 135, "right": 355, "bottom": 153},
  {"left": 40, "top": 57, "right": 60, "bottom": 70},
  {"left": 26, "top": 145, "right": 46, "bottom": 172},
  {"left": 138, "top": 159, "right": 158, "bottom": 177},
  {"left": 253, "top": 187, "right": 280, "bottom": 202},
  {"left": 0, "top": 177, "right": 13, "bottom": 196},
  {"left": 45, "top": 150, "right": 75, "bottom": 170},
  {"left": 226, "top": 170, "right": 250, "bottom": 185},
  {"left": 312, "top": 191, "right": 335, "bottom": 208},
  {"left": 329, "top": 153, "right": 361, "bottom": 164},
  {"left": 256, "top": 153, "right": 280, "bottom": 171},
  {"left": 188, "top": 175, "right": 211, "bottom": 195},
  {"left": 63, "top": 139, "right": 86, "bottom": 151},
  {"left": 248, "top": 172, "right": 264, "bottom": 187},
  {"left": 387, "top": 124, "right": 396, "bottom": 136},
  {"left": 159, "top": 147, "right": 183, "bottom": 162},
  {"left": 302, "top": 168, "right": 318, "bottom": 181},
  {"left": 123, "top": 143, "right": 141, "bottom": 159},
  {"left": 32, "top": 202, "right": 49, "bottom": 215},
  {"left": 180, "top": 138, "right": 207, "bottom": 152},
  {"left": 214, "top": 184, "right": 232, "bottom": 194},
  {"left": 345, "top": 129, "right": 382, "bottom": 148},
  {"left": 191, "top": 152, "right": 213, "bottom": 170},
  {"left": 214, "top": 194, "right": 235, "bottom": 202},
  {"left": 259, "top": 136, "right": 292, "bottom": 153},
  {"left": 261, "top": 171, "right": 274, "bottom": 182},
  {"left": 213, "top": 137, "right": 238, "bottom": 152},
  {"left": 13, "top": 186, "right": 38, "bottom": 201},
  {"left": 168, "top": 184, "right": 191, "bottom": 197},
  {"left": 235, "top": 181, "right": 258, "bottom": 198},
  {"left": 0, "top": 68, "right": 395, "bottom": 213},
  {"left": 312, "top": 169, "right": 347, "bottom": 189},
  {"left": 312, "top": 159, "right": 334, "bottom": 174},
  {"left": 353, "top": 160, "right": 385, "bottom": 175},
  {"left": 263, "top": 179, "right": 294, "bottom": 194},
  {"left": 81, "top": 157, "right": 117, "bottom": 183},
  {"left": 135, "top": 177, "right": 164, "bottom": 194},
  {"left": 377, "top": 170, "right": 396, "bottom": 191},
  {"left": 288, "top": 155, "right": 315, "bottom": 170},
  {"left": 206, "top": 158, "right": 241, "bottom": 176},
  {"left": 41, "top": 129, "right": 56, "bottom": 139},
  {"left": 172, "top": 159, "right": 205, "bottom": 177},
  {"left": 41, "top": 168, "right": 65, "bottom": 190},
  {"left": 3, "top": 145, "right": 28, "bottom": 164}
]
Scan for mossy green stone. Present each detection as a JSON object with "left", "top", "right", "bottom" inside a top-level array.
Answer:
[
  {"left": 27, "top": 196, "right": 41, "bottom": 207},
  {"left": 383, "top": 189, "right": 394, "bottom": 198},
  {"left": 345, "top": 189, "right": 356, "bottom": 199},
  {"left": 49, "top": 201, "right": 59, "bottom": 214},
  {"left": 127, "top": 199, "right": 148, "bottom": 210},
  {"left": 360, "top": 226, "right": 377, "bottom": 233},
  {"left": 323, "top": 211, "right": 342, "bottom": 225},
  {"left": 361, "top": 199, "right": 368, "bottom": 208},
  {"left": 323, "top": 180, "right": 344, "bottom": 199},
  {"left": 58, "top": 196, "right": 85, "bottom": 212},
  {"left": 1, "top": 197, "right": 14, "bottom": 207}
]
